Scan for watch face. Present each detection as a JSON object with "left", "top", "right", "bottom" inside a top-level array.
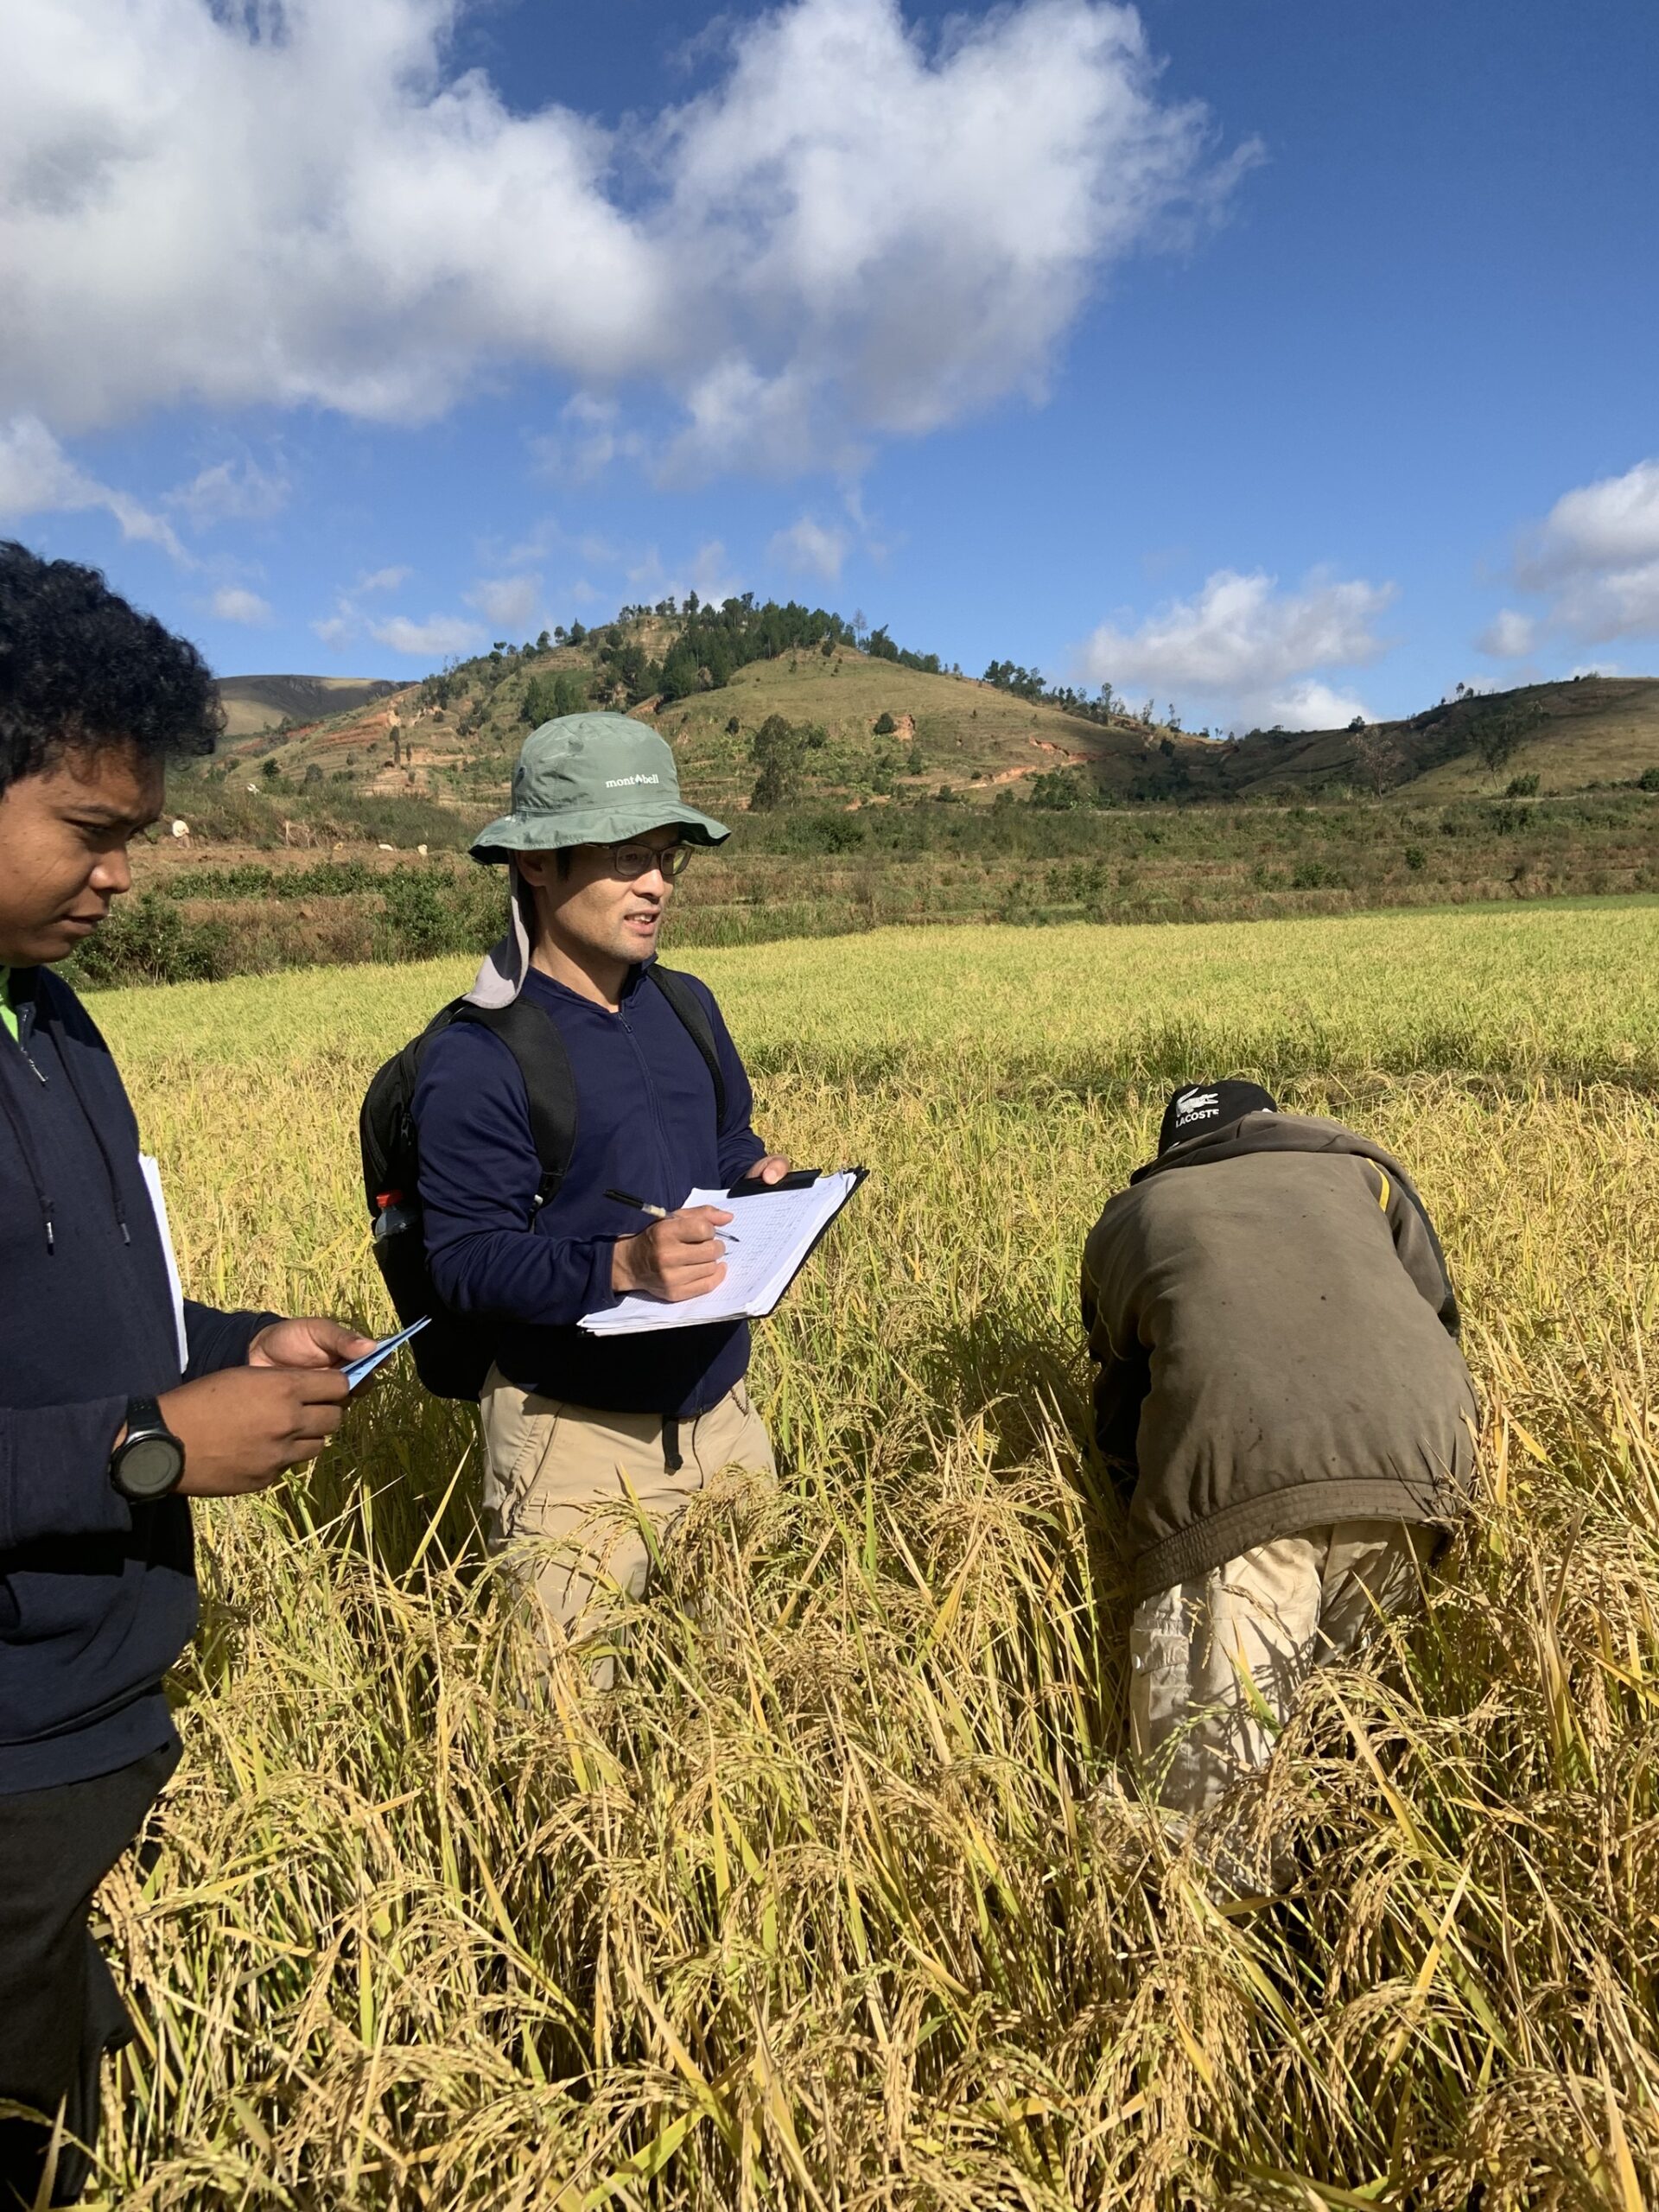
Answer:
[{"left": 119, "top": 1432, "right": 185, "bottom": 1500}]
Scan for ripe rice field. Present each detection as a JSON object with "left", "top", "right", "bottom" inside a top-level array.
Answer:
[{"left": 86, "top": 901, "right": 1659, "bottom": 2207}]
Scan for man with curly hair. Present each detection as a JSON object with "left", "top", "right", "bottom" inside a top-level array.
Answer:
[{"left": 0, "top": 543, "right": 378, "bottom": 2207}]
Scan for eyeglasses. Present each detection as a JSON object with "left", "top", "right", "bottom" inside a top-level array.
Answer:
[{"left": 609, "top": 841, "right": 694, "bottom": 880}]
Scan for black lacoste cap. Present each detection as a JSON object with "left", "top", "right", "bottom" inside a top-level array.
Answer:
[{"left": 1157, "top": 1079, "right": 1279, "bottom": 1154}]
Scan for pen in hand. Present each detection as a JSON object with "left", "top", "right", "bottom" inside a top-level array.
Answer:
[
  {"left": 606, "top": 1188, "right": 740, "bottom": 1243},
  {"left": 606, "top": 1187, "right": 667, "bottom": 1219}
]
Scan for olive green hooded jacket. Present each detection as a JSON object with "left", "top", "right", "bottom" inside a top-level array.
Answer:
[{"left": 1081, "top": 1112, "right": 1479, "bottom": 1600}]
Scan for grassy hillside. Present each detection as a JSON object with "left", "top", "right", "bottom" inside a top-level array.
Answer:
[
  {"left": 1198, "top": 674, "right": 1659, "bottom": 800},
  {"left": 209, "top": 615, "right": 1659, "bottom": 821},
  {"left": 1400, "top": 675, "right": 1659, "bottom": 792},
  {"left": 658, "top": 649, "right": 1157, "bottom": 807},
  {"left": 215, "top": 673, "right": 400, "bottom": 737},
  {"left": 208, "top": 639, "right": 1167, "bottom": 813},
  {"left": 79, "top": 907, "right": 1659, "bottom": 2205}
]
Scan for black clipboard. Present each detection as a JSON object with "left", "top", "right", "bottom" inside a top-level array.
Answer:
[
  {"left": 721, "top": 1166, "right": 868, "bottom": 1318},
  {"left": 727, "top": 1164, "right": 836, "bottom": 1198}
]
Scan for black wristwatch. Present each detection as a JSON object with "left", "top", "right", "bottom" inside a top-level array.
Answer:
[{"left": 111, "top": 1396, "right": 187, "bottom": 1502}]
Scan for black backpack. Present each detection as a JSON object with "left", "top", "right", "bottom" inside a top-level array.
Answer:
[{"left": 359, "top": 966, "right": 727, "bottom": 1400}]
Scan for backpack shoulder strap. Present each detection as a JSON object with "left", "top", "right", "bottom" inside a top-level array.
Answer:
[
  {"left": 454, "top": 998, "right": 579, "bottom": 1211},
  {"left": 645, "top": 964, "right": 728, "bottom": 1129}
]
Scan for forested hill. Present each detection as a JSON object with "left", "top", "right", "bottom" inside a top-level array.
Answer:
[{"left": 211, "top": 595, "right": 1659, "bottom": 813}]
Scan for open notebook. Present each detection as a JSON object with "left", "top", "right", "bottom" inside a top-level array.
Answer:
[{"left": 580, "top": 1169, "right": 865, "bottom": 1336}]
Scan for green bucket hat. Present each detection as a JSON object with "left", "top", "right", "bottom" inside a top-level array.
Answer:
[{"left": 471, "top": 712, "right": 728, "bottom": 865}]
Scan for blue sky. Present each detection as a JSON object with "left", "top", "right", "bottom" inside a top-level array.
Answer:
[{"left": 3, "top": 0, "right": 1656, "bottom": 732}]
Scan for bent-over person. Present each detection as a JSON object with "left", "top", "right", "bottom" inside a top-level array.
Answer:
[{"left": 1082, "top": 1080, "right": 1478, "bottom": 1867}]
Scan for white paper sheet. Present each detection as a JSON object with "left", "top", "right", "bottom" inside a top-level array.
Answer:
[
  {"left": 580, "top": 1171, "right": 861, "bottom": 1335},
  {"left": 139, "top": 1154, "right": 189, "bottom": 1370},
  {"left": 344, "top": 1315, "right": 431, "bottom": 1392}
]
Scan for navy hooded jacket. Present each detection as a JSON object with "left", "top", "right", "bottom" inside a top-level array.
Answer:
[
  {"left": 411, "top": 961, "right": 766, "bottom": 1416},
  {"left": 0, "top": 967, "right": 274, "bottom": 1795}
]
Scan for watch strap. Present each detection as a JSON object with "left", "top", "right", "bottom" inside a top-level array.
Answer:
[
  {"left": 124, "top": 1394, "right": 166, "bottom": 1438},
  {"left": 111, "top": 1395, "right": 186, "bottom": 1501}
]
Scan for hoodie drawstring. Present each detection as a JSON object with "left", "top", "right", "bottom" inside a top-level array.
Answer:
[
  {"left": 51, "top": 1017, "right": 132, "bottom": 1244},
  {"left": 3, "top": 985, "right": 133, "bottom": 1250},
  {"left": 0, "top": 1057, "right": 55, "bottom": 1251}
]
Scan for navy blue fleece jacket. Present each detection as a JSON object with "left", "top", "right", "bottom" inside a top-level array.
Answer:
[
  {"left": 411, "top": 962, "right": 766, "bottom": 1416},
  {"left": 0, "top": 967, "right": 275, "bottom": 1794}
]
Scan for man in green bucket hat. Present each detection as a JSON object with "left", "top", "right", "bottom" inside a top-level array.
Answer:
[{"left": 410, "top": 713, "right": 789, "bottom": 1677}]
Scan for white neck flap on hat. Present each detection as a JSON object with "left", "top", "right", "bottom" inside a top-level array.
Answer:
[{"left": 465, "top": 862, "right": 536, "bottom": 1007}]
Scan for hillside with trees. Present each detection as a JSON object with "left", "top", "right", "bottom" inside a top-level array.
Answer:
[
  {"left": 94, "top": 599, "right": 1654, "bottom": 991},
  {"left": 210, "top": 599, "right": 1659, "bottom": 823}
]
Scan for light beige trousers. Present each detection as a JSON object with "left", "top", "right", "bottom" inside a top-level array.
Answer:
[
  {"left": 1129, "top": 1520, "right": 1437, "bottom": 1818},
  {"left": 479, "top": 1367, "right": 775, "bottom": 1671}
]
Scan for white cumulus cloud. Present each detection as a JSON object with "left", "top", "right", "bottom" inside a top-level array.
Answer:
[
  {"left": 1477, "top": 607, "right": 1537, "bottom": 661},
  {"left": 689, "top": 540, "right": 740, "bottom": 607},
  {"left": 0, "top": 0, "right": 1252, "bottom": 476},
  {"left": 465, "top": 574, "right": 542, "bottom": 632},
  {"left": 1522, "top": 458, "right": 1659, "bottom": 579},
  {"left": 369, "top": 612, "right": 486, "bottom": 659},
  {"left": 1489, "top": 459, "right": 1659, "bottom": 652},
  {"left": 768, "top": 515, "right": 849, "bottom": 582},
  {"left": 530, "top": 394, "right": 645, "bottom": 485},
  {"left": 1077, "top": 568, "right": 1395, "bottom": 729},
  {"left": 209, "top": 585, "right": 273, "bottom": 625},
  {"left": 168, "top": 454, "right": 289, "bottom": 528},
  {"left": 358, "top": 565, "right": 412, "bottom": 594},
  {"left": 0, "top": 414, "right": 187, "bottom": 561}
]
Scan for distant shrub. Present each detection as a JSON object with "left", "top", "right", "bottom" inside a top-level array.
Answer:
[
  {"left": 1027, "top": 769, "right": 1084, "bottom": 810},
  {"left": 872, "top": 711, "right": 897, "bottom": 736},
  {"left": 1639, "top": 766, "right": 1659, "bottom": 792},
  {"left": 1291, "top": 860, "right": 1343, "bottom": 890},
  {"left": 162, "top": 863, "right": 279, "bottom": 900},
  {"left": 65, "top": 893, "right": 232, "bottom": 988},
  {"left": 163, "top": 858, "right": 385, "bottom": 903},
  {"left": 784, "top": 812, "right": 866, "bottom": 855},
  {"left": 1506, "top": 773, "right": 1541, "bottom": 797},
  {"left": 1404, "top": 845, "right": 1427, "bottom": 871},
  {"left": 374, "top": 868, "right": 505, "bottom": 962}
]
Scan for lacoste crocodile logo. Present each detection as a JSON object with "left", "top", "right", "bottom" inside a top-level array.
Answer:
[{"left": 1174, "top": 1088, "right": 1220, "bottom": 1122}]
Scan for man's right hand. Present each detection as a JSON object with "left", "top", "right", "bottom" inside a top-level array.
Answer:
[
  {"left": 611, "top": 1205, "right": 732, "bottom": 1302},
  {"left": 156, "top": 1366, "right": 353, "bottom": 1497}
]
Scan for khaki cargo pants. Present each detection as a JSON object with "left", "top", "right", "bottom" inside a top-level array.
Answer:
[
  {"left": 479, "top": 1367, "right": 775, "bottom": 1675},
  {"left": 1130, "top": 1520, "right": 1439, "bottom": 1819}
]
